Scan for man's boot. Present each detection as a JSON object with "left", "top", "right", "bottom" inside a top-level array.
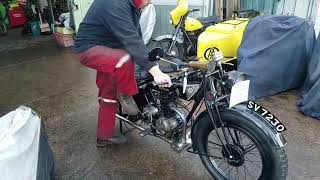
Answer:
[{"left": 117, "top": 92, "right": 139, "bottom": 115}]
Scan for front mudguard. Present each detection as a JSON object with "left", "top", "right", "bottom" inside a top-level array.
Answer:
[{"left": 191, "top": 103, "right": 287, "bottom": 150}]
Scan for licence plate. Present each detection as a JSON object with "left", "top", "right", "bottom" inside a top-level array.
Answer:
[{"left": 247, "top": 101, "right": 287, "bottom": 133}]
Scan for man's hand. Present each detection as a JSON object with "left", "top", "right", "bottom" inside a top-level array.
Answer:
[{"left": 149, "top": 65, "right": 172, "bottom": 88}]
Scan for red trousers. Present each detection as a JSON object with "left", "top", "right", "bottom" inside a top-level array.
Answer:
[{"left": 76, "top": 46, "right": 138, "bottom": 139}]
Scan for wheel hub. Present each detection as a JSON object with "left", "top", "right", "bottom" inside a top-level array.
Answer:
[{"left": 222, "top": 144, "right": 245, "bottom": 167}]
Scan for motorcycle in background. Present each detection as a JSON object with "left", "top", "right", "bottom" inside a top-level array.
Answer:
[
  {"left": 152, "top": 0, "right": 220, "bottom": 60},
  {"left": 153, "top": 0, "right": 260, "bottom": 67}
]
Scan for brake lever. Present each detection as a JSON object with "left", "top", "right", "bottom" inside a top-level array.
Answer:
[
  {"left": 156, "top": 56, "right": 181, "bottom": 71},
  {"left": 183, "top": 73, "right": 188, "bottom": 94},
  {"left": 152, "top": 81, "right": 171, "bottom": 88},
  {"left": 222, "top": 62, "right": 234, "bottom": 66}
]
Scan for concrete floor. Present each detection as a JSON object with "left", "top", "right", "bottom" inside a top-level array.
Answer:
[{"left": 0, "top": 33, "right": 319, "bottom": 180}]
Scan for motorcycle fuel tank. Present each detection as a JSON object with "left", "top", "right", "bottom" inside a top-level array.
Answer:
[
  {"left": 197, "top": 18, "right": 249, "bottom": 62},
  {"left": 184, "top": 17, "right": 203, "bottom": 32}
]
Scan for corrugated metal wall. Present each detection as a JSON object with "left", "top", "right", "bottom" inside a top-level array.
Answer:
[
  {"left": 152, "top": 0, "right": 277, "bottom": 37},
  {"left": 276, "top": 0, "right": 319, "bottom": 35},
  {"left": 314, "top": 2, "right": 320, "bottom": 35},
  {"left": 238, "top": 0, "right": 320, "bottom": 35},
  {"left": 152, "top": 0, "right": 320, "bottom": 37},
  {"left": 153, "top": 5, "right": 204, "bottom": 37},
  {"left": 152, "top": 0, "right": 212, "bottom": 37},
  {"left": 241, "top": 0, "right": 277, "bottom": 15},
  {"left": 275, "top": 0, "right": 316, "bottom": 19}
]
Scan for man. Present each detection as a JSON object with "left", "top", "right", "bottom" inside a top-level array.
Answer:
[{"left": 74, "top": 0, "right": 172, "bottom": 147}]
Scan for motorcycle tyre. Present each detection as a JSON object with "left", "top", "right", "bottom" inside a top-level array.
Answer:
[
  {"left": 156, "top": 38, "right": 184, "bottom": 60},
  {"left": 194, "top": 111, "right": 288, "bottom": 180}
]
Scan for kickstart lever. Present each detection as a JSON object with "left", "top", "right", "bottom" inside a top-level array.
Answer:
[
  {"left": 156, "top": 56, "right": 182, "bottom": 71},
  {"left": 139, "top": 128, "right": 152, "bottom": 137}
]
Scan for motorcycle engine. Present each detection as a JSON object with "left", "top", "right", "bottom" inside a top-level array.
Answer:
[
  {"left": 140, "top": 88, "right": 186, "bottom": 141},
  {"left": 186, "top": 29, "right": 203, "bottom": 57},
  {"left": 155, "top": 117, "right": 179, "bottom": 132},
  {"left": 155, "top": 106, "right": 185, "bottom": 140}
]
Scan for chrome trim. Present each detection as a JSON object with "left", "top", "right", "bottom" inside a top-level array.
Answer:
[
  {"left": 116, "top": 114, "right": 145, "bottom": 131},
  {"left": 170, "top": 107, "right": 187, "bottom": 144}
]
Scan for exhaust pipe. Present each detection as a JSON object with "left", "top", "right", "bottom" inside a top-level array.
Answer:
[{"left": 116, "top": 114, "right": 146, "bottom": 131}]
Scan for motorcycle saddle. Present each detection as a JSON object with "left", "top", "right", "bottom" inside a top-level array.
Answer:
[{"left": 197, "top": 15, "right": 221, "bottom": 27}]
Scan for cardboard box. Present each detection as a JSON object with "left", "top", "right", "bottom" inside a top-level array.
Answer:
[
  {"left": 40, "top": 23, "right": 51, "bottom": 33},
  {"left": 56, "top": 27, "right": 75, "bottom": 35}
]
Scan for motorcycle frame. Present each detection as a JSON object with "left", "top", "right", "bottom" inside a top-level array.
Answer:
[
  {"left": 167, "top": 12, "right": 197, "bottom": 58},
  {"left": 117, "top": 68, "right": 233, "bottom": 154}
]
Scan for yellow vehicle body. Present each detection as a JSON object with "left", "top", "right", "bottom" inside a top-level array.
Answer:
[
  {"left": 169, "top": 0, "right": 203, "bottom": 32},
  {"left": 184, "top": 17, "right": 203, "bottom": 31},
  {"left": 197, "top": 18, "right": 249, "bottom": 62},
  {"left": 170, "top": 0, "right": 188, "bottom": 26}
]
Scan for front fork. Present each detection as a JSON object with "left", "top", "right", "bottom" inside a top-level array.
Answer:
[
  {"left": 205, "top": 77, "right": 234, "bottom": 156},
  {"left": 167, "top": 23, "right": 181, "bottom": 56}
]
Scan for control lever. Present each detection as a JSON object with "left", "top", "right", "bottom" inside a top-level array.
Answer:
[
  {"left": 156, "top": 56, "right": 209, "bottom": 70},
  {"left": 183, "top": 73, "right": 187, "bottom": 94},
  {"left": 72, "top": 0, "right": 79, "bottom": 10},
  {"left": 152, "top": 81, "right": 171, "bottom": 87},
  {"left": 189, "top": 9, "right": 200, "bottom": 13},
  {"left": 222, "top": 62, "right": 234, "bottom": 66},
  {"left": 139, "top": 128, "right": 152, "bottom": 137},
  {"left": 156, "top": 56, "right": 181, "bottom": 70}
]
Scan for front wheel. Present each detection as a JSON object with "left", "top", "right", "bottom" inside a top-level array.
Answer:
[{"left": 194, "top": 111, "right": 288, "bottom": 180}]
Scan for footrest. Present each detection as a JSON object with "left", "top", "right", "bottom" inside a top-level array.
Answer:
[{"left": 139, "top": 128, "right": 152, "bottom": 137}]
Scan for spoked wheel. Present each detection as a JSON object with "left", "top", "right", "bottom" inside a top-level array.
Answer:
[
  {"left": 195, "top": 111, "right": 288, "bottom": 180},
  {"left": 156, "top": 38, "right": 184, "bottom": 59},
  {"left": 153, "top": 38, "right": 185, "bottom": 73},
  {"left": 207, "top": 126, "right": 264, "bottom": 179}
]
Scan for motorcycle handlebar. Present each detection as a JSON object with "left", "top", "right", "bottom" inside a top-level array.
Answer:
[
  {"left": 189, "top": 9, "right": 200, "bottom": 13},
  {"left": 187, "top": 61, "right": 208, "bottom": 69},
  {"left": 156, "top": 56, "right": 209, "bottom": 70}
]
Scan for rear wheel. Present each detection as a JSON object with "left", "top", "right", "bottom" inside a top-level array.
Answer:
[
  {"left": 194, "top": 111, "right": 288, "bottom": 180},
  {"left": 152, "top": 38, "right": 185, "bottom": 72},
  {"left": 156, "top": 38, "right": 184, "bottom": 59}
]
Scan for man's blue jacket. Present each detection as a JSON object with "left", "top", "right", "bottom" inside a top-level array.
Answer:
[{"left": 75, "top": 0, "right": 155, "bottom": 71}]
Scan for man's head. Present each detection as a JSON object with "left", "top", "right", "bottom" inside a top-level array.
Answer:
[{"left": 134, "top": 0, "right": 152, "bottom": 9}]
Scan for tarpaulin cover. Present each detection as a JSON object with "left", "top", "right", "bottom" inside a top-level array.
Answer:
[
  {"left": 0, "top": 106, "right": 54, "bottom": 180},
  {"left": 140, "top": 4, "right": 156, "bottom": 45},
  {"left": 298, "top": 32, "right": 320, "bottom": 119},
  {"left": 237, "top": 15, "right": 315, "bottom": 100}
]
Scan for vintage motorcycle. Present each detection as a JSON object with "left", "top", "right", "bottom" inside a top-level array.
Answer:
[
  {"left": 116, "top": 47, "right": 288, "bottom": 180},
  {"left": 153, "top": 0, "right": 259, "bottom": 65}
]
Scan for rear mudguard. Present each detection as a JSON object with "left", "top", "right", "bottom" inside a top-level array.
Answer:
[
  {"left": 153, "top": 34, "right": 183, "bottom": 44},
  {"left": 191, "top": 103, "right": 287, "bottom": 150}
]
